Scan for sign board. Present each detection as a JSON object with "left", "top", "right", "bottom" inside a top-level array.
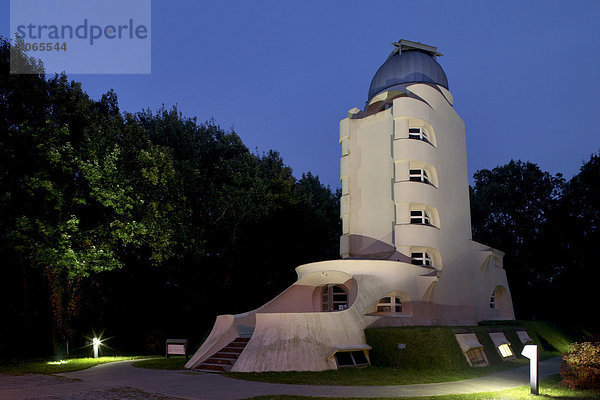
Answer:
[
  {"left": 166, "top": 338, "right": 188, "bottom": 359},
  {"left": 167, "top": 344, "right": 186, "bottom": 355}
]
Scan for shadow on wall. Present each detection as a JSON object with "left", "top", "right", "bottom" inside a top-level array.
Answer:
[{"left": 344, "top": 234, "right": 411, "bottom": 262}]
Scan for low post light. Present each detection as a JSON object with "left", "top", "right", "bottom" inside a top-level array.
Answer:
[
  {"left": 521, "top": 344, "right": 538, "bottom": 395},
  {"left": 92, "top": 337, "right": 100, "bottom": 359},
  {"left": 396, "top": 343, "right": 406, "bottom": 369}
]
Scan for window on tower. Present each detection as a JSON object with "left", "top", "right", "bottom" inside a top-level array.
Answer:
[
  {"left": 489, "top": 291, "right": 497, "bottom": 309},
  {"left": 410, "top": 210, "right": 430, "bottom": 225},
  {"left": 409, "top": 127, "right": 431, "bottom": 143},
  {"left": 411, "top": 252, "right": 433, "bottom": 267},
  {"left": 409, "top": 169, "right": 431, "bottom": 184}
]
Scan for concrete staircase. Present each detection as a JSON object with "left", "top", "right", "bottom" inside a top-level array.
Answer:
[{"left": 193, "top": 337, "right": 250, "bottom": 373}]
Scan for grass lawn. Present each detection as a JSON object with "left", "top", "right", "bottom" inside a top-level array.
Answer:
[
  {"left": 132, "top": 356, "right": 188, "bottom": 370},
  {"left": 0, "top": 356, "right": 148, "bottom": 375},
  {"left": 242, "top": 374, "right": 599, "bottom": 400},
  {"left": 225, "top": 359, "right": 529, "bottom": 386}
]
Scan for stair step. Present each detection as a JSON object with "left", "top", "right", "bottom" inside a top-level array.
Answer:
[
  {"left": 195, "top": 364, "right": 230, "bottom": 373},
  {"left": 194, "top": 337, "right": 250, "bottom": 373},
  {"left": 213, "top": 352, "right": 239, "bottom": 359},
  {"left": 205, "top": 357, "right": 234, "bottom": 365},
  {"left": 221, "top": 346, "right": 244, "bottom": 353}
]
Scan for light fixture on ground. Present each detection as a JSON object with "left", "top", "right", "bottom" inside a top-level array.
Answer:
[
  {"left": 396, "top": 343, "right": 406, "bottom": 368},
  {"left": 522, "top": 344, "right": 539, "bottom": 395},
  {"left": 92, "top": 337, "right": 100, "bottom": 359}
]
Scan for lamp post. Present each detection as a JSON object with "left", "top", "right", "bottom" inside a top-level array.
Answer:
[
  {"left": 522, "top": 344, "right": 538, "bottom": 395},
  {"left": 92, "top": 337, "right": 100, "bottom": 359}
]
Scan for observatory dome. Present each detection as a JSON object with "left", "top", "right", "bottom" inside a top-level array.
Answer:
[{"left": 367, "top": 47, "right": 448, "bottom": 102}]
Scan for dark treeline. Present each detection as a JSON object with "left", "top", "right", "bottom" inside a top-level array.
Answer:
[
  {"left": 471, "top": 158, "right": 600, "bottom": 325},
  {"left": 1, "top": 38, "right": 598, "bottom": 358},
  {"left": 1, "top": 39, "right": 340, "bottom": 357}
]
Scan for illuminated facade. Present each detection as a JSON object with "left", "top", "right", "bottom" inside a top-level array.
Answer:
[{"left": 186, "top": 40, "right": 515, "bottom": 373}]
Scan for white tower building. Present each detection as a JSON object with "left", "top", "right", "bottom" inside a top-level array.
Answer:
[
  {"left": 186, "top": 40, "right": 515, "bottom": 373},
  {"left": 339, "top": 39, "right": 514, "bottom": 325}
]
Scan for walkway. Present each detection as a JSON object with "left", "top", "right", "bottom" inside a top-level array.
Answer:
[{"left": 0, "top": 357, "right": 562, "bottom": 400}]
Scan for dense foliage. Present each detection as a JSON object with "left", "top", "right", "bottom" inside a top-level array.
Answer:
[
  {"left": 561, "top": 342, "right": 600, "bottom": 389},
  {"left": 470, "top": 157, "right": 599, "bottom": 323},
  {"left": 0, "top": 38, "right": 339, "bottom": 356}
]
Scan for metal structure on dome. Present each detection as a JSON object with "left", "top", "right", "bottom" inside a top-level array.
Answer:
[{"left": 367, "top": 39, "right": 449, "bottom": 101}]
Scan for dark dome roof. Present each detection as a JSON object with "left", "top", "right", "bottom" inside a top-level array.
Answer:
[{"left": 367, "top": 50, "right": 448, "bottom": 101}]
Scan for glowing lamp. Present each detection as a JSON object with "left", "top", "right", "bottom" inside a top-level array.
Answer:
[{"left": 92, "top": 337, "right": 100, "bottom": 358}]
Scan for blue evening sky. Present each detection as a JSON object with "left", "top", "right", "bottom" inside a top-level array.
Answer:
[{"left": 3, "top": 0, "right": 599, "bottom": 189}]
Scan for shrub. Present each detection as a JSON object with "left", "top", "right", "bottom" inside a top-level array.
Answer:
[{"left": 560, "top": 342, "right": 600, "bottom": 389}]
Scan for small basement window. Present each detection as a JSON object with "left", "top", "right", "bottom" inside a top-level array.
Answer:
[
  {"left": 411, "top": 252, "right": 432, "bottom": 267},
  {"left": 409, "top": 168, "right": 431, "bottom": 184},
  {"left": 334, "top": 351, "right": 369, "bottom": 368},
  {"left": 410, "top": 210, "right": 430, "bottom": 225},
  {"left": 489, "top": 332, "right": 515, "bottom": 360},
  {"left": 376, "top": 296, "right": 403, "bottom": 313},
  {"left": 466, "top": 348, "right": 487, "bottom": 366},
  {"left": 455, "top": 333, "right": 489, "bottom": 367},
  {"left": 498, "top": 344, "right": 514, "bottom": 358},
  {"left": 408, "top": 127, "right": 430, "bottom": 143},
  {"left": 517, "top": 330, "right": 534, "bottom": 345}
]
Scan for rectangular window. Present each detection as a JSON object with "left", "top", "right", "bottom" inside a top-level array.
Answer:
[
  {"left": 334, "top": 351, "right": 369, "bottom": 368},
  {"left": 409, "top": 169, "right": 430, "bottom": 184},
  {"left": 411, "top": 252, "right": 432, "bottom": 266},
  {"left": 490, "top": 293, "right": 496, "bottom": 309},
  {"left": 408, "top": 127, "right": 430, "bottom": 143},
  {"left": 410, "top": 210, "right": 430, "bottom": 225},
  {"left": 334, "top": 351, "right": 354, "bottom": 367},
  {"left": 466, "top": 348, "right": 487, "bottom": 366},
  {"left": 498, "top": 344, "right": 514, "bottom": 358}
]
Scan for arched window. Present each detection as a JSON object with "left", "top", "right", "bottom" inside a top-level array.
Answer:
[
  {"left": 376, "top": 296, "right": 403, "bottom": 313},
  {"left": 322, "top": 285, "right": 348, "bottom": 312}
]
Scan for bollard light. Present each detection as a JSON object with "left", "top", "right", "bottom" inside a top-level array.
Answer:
[
  {"left": 521, "top": 344, "right": 538, "bottom": 395},
  {"left": 92, "top": 337, "right": 100, "bottom": 359},
  {"left": 396, "top": 343, "right": 406, "bottom": 369}
]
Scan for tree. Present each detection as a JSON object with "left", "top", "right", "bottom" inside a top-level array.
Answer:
[
  {"left": 1, "top": 36, "right": 343, "bottom": 355},
  {"left": 1, "top": 39, "right": 180, "bottom": 353},
  {"left": 470, "top": 160, "right": 565, "bottom": 319},
  {"left": 551, "top": 152, "right": 600, "bottom": 324}
]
